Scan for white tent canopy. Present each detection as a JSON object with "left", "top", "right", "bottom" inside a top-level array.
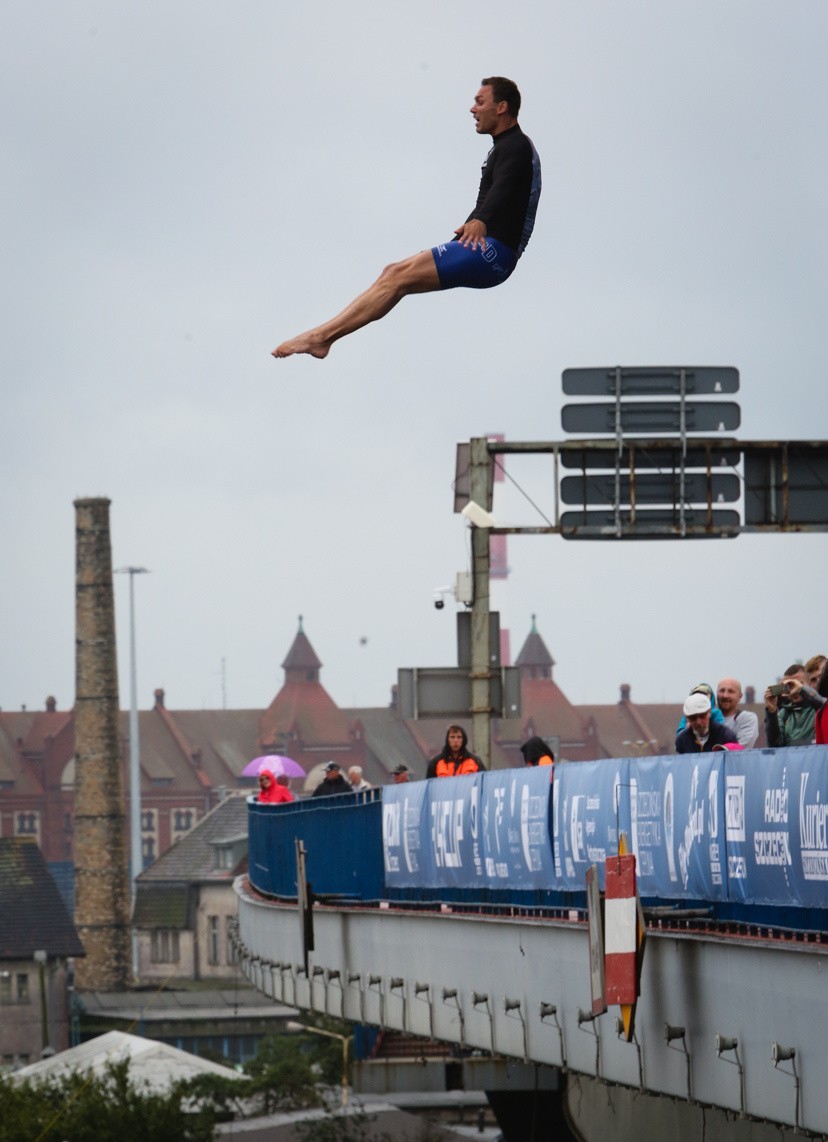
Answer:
[{"left": 13, "top": 1030, "right": 241, "bottom": 1093}]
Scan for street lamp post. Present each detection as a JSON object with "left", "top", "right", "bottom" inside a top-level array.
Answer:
[
  {"left": 33, "top": 950, "right": 50, "bottom": 1055},
  {"left": 286, "top": 1021, "right": 352, "bottom": 1106},
  {"left": 114, "top": 565, "right": 149, "bottom": 980}
]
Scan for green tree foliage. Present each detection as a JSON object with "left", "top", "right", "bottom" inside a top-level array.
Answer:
[
  {"left": 243, "top": 1033, "right": 322, "bottom": 1113},
  {"left": 287, "top": 1016, "right": 353, "bottom": 1088},
  {"left": 175, "top": 1070, "right": 249, "bottom": 1124},
  {"left": 0, "top": 1060, "right": 216, "bottom": 1142},
  {"left": 295, "top": 1107, "right": 448, "bottom": 1142},
  {"left": 0, "top": 1029, "right": 362, "bottom": 1139},
  {"left": 294, "top": 1106, "right": 388, "bottom": 1142}
]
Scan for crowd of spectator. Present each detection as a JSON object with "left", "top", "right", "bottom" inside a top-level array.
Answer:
[
  {"left": 674, "top": 660, "right": 827, "bottom": 754},
  {"left": 254, "top": 658, "right": 828, "bottom": 801}
]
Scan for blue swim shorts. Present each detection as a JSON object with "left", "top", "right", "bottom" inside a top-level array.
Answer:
[{"left": 431, "top": 236, "right": 518, "bottom": 290}]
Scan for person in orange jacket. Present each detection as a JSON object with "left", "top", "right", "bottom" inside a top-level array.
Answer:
[
  {"left": 520, "top": 736, "right": 554, "bottom": 768},
  {"left": 426, "top": 725, "right": 484, "bottom": 778}
]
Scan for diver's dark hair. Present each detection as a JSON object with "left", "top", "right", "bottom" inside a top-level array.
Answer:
[{"left": 481, "top": 76, "right": 521, "bottom": 118}]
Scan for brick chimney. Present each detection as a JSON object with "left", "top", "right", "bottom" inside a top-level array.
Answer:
[
  {"left": 619, "top": 683, "right": 631, "bottom": 703},
  {"left": 72, "top": 498, "right": 131, "bottom": 991}
]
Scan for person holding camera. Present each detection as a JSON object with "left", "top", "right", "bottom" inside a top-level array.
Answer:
[
  {"left": 764, "top": 664, "right": 819, "bottom": 747},
  {"left": 815, "top": 660, "right": 828, "bottom": 745},
  {"left": 805, "top": 653, "right": 827, "bottom": 690}
]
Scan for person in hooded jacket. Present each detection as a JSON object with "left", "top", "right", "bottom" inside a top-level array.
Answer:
[
  {"left": 426, "top": 725, "right": 483, "bottom": 778},
  {"left": 257, "top": 766, "right": 294, "bottom": 804},
  {"left": 520, "top": 736, "right": 554, "bottom": 767},
  {"left": 675, "top": 682, "right": 725, "bottom": 735}
]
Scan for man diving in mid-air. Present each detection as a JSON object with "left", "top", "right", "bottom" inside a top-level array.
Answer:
[{"left": 272, "top": 76, "right": 541, "bottom": 360}]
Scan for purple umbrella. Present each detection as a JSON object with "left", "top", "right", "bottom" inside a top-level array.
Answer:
[{"left": 242, "top": 754, "right": 305, "bottom": 779}]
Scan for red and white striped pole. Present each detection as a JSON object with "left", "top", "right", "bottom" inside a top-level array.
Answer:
[{"left": 604, "top": 852, "right": 639, "bottom": 1007}]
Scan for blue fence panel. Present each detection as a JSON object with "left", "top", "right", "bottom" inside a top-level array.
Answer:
[
  {"left": 246, "top": 746, "right": 828, "bottom": 929},
  {"left": 381, "top": 779, "right": 431, "bottom": 886},
  {"left": 553, "top": 758, "right": 631, "bottom": 890},
  {"left": 480, "top": 765, "right": 556, "bottom": 889},
  {"left": 629, "top": 753, "right": 727, "bottom": 901},
  {"left": 723, "top": 746, "right": 828, "bottom": 908},
  {"left": 382, "top": 767, "right": 555, "bottom": 891},
  {"left": 248, "top": 791, "right": 384, "bottom": 900}
]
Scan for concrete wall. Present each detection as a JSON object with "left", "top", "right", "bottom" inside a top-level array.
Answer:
[
  {"left": 195, "top": 883, "right": 239, "bottom": 981},
  {"left": 0, "top": 958, "right": 72, "bottom": 1068}
]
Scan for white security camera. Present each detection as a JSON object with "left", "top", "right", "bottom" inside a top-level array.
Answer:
[
  {"left": 461, "top": 500, "right": 497, "bottom": 528},
  {"left": 433, "top": 586, "right": 451, "bottom": 610}
]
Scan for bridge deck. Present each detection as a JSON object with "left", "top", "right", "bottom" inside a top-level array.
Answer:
[{"left": 235, "top": 879, "right": 827, "bottom": 1136}]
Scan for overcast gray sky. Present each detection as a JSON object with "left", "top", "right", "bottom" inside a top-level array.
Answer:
[{"left": 2, "top": 1, "right": 827, "bottom": 718}]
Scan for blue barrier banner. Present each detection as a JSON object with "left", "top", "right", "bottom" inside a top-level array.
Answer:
[
  {"left": 553, "top": 759, "right": 630, "bottom": 890},
  {"left": 630, "top": 754, "right": 726, "bottom": 901},
  {"left": 382, "top": 780, "right": 430, "bottom": 886},
  {"left": 382, "top": 775, "right": 482, "bottom": 888},
  {"left": 425, "top": 774, "right": 484, "bottom": 888},
  {"left": 480, "top": 766, "right": 556, "bottom": 888},
  {"left": 724, "top": 746, "right": 828, "bottom": 908},
  {"left": 382, "top": 768, "right": 555, "bottom": 890}
]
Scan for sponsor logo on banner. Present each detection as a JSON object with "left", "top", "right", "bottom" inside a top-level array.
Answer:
[
  {"left": 485, "top": 782, "right": 507, "bottom": 879},
  {"left": 403, "top": 795, "right": 419, "bottom": 874},
  {"left": 431, "top": 798, "right": 464, "bottom": 869},
  {"left": 664, "top": 773, "right": 677, "bottom": 882},
  {"left": 726, "top": 775, "right": 745, "bottom": 842},
  {"left": 469, "top": 784, "right": 478, "bottom": 840},
  {"left": 383, "top": 801, "right": 401, "bottom": 873},
  {"left": 708, "top": 769, "right": 722, "bottom": 886},
  {"left": 570, "top": 795, "right": 585, "bottom": 864},
  {"left": 630, "top": 778, "right": 662, "bottom": 879},
  {"left": 521, "top": 784, "right": 534, "bottom": 871},
  {"left": 469, "top": 783, "right": 483, "bottom": 877},
  {"left": 754, "top": 775, "right": 792, "bottom": 869},
  {"left": 678, "top": 765, "right": 705, "bottom": 890},
  {"left": 708, "top": 770, "right": 719, "bottom": 838},
  {"left": 584, "top": 793, "right": 608, "bottom": 863},
  {"left": 800, "top": 772, "right": 828, "bottom": 881},
  {"left": 553, "top": 785, "right": 562, "bottom": 877}
]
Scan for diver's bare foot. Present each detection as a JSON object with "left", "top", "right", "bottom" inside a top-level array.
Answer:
[{"left": 272, "top": 332, "right": 331, "bottom": 359}]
